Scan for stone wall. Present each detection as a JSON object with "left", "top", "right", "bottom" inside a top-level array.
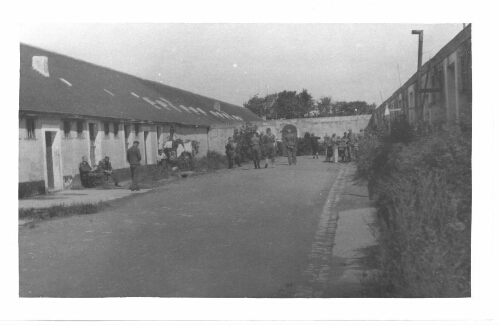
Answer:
[{"left": 254, "top": 115, "right": 371, "bottom": 140}]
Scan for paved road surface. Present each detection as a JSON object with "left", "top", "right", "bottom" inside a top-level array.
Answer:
[{"left": 19, "top": 157, "right": 373, "bottom": 297}]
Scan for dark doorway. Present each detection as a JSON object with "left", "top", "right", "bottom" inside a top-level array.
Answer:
[
  {"left": 45, "top": 131, "right": 55, "bottom": 189},
  {"left": 144, "top": 131, "right": 149, "bottom": 165},
  {"left": 89, "top": 123, "right": 97, "bottom": 166}
]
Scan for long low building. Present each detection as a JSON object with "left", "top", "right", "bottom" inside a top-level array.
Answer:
[
  {"left": 371, "top": 24, "right": 471, "bottom": 128},
  {"left": 19, "top": 44, "right": 261, "bottom": 196}
]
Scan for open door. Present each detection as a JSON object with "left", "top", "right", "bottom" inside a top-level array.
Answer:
[
  {"left": 43, "top": 129, "right": 63, "bottom": 190},
  {"left": 89, "top": 123, "right": 97, "bottom": 166},
  {"left": 144, "top": 131, "right": 149, "bottom": 165}
]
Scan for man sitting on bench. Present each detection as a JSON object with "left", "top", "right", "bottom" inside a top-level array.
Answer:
[
  {"left": 79, "top": 156, "right": 103, "bottom": 188},
  {"left": 97, "top": 156, "right": 121, "bottom": 187}
]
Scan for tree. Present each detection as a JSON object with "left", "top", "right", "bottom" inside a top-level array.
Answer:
[
  {"left": 333, "top": 101, "right": 376, "bottom": 116},
  {"left": 243, "top": 95, "right": 267, "bottom": 118},
  {"left": 317, "top": 96, "right": 333, "bottom": 117},
  {"left": 243, "top": 91, "right": 374, "bottom": 120}
]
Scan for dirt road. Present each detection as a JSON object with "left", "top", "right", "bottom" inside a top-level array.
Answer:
[{"left": 19, "top": 157, "right": 373, "bottom": 297}]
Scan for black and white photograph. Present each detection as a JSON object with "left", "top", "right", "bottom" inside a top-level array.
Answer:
[{"left": 3, "top": 1, "right": 498, "bottom": 323}]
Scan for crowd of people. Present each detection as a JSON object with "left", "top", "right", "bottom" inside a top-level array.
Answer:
[
  {"left": 226, "top": 127, "right": 279, "bottom": 169},
  {"left": 78, "top": 127, "right": 365, "bottom": 191},
  {"left": 316, "top": 128, "right": 364, "bottom": 163}
]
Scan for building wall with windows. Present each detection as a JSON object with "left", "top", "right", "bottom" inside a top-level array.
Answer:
[
  {"left": 19, "top": 44, "right": 261, "bottom": 197},
  {"left": 370, "top": 24, "right": 471, "bottom": 128},
  {"left": 19, "top": 115, "right": 220, "bottom": 193},
  {"left": 19, "top": 117, "right": 45, "bottom": 185}
]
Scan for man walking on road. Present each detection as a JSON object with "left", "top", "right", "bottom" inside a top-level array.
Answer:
[
  {"left": 284, "top": 129, "right": 297, "bottom": 165},
  {"left": 127, "top": 140, "right": 142, "bottom": 191},
  {"left": 250, "top": 132, "right": 262, "bottom": 169}
]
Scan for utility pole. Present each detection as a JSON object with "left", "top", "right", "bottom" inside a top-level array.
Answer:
[
  {"left": 412, "top": 30, "right": 423, "bottom": 121},
  {"left": 397, "top": 63, "right": 402, "bottom": 88}
]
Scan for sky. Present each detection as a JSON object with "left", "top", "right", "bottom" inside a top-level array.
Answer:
[{"left": 19, "top": 23, "right": 465, "bottom": 108}]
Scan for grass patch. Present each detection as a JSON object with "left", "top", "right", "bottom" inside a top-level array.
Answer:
[{"left": 19, "top": 202, "right": 109, "bottom": 222}]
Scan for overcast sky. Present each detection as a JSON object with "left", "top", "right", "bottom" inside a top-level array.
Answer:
[{"left": 20, "top": 23, "right": 465, "bottom": 107}]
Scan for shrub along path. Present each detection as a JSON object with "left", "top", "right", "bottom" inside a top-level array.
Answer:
[{"left": 19, "top": 157, "right": 374, "bottom": 298}]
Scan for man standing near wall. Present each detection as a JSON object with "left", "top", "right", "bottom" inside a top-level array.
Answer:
[
  {"left": 284, "top": 129, "right": 297, "bottom": 165},
  {"left": 127, "top": 140, "right": 142, "bottom": 191}
]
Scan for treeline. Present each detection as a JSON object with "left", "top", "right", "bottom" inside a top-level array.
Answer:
[{"left": 243, "top": 90, "right": 376, "bottom": 120}]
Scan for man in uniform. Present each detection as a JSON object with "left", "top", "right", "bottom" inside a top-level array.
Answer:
[
  {"left": 347, "top": 129, "right": 357, "bottom": 161},
  {"left": 225, "top": 137, "right": 236, "bottom": 169},
  {"left": 284, "top": 129, "right": 297, "bottom": 165},
  {"left": 126, "top": 140, "right": 142, "bottom": 191},
  {"left": 310, "top": 133, "right": 320, "bottom": 160},
  {"left": 79, "top": 156, "right": 103, "bottom": 187},
  {"left": 250, "top": 132, "right": 262, "bottom": 169},
  {"left": 262, "top": 128, "right": 277, "bottom": 168},
  {"left": 97, "top": 156, "right": 121, "bottom": 187}
]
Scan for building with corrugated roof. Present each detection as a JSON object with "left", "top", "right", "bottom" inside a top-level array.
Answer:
[{"left": 19, "top": 44, "right": 261, "bottom": 195}]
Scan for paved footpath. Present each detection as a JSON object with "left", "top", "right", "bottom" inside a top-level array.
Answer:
[{"left": 19, "top": 157, "right": 375, "bottom": 298}]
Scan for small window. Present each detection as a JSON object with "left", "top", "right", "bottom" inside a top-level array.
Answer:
[
  {"left": 134, "top": 124, "right": 140, "bottom": 135},
  {"left": 113, "top": 123, "right": 119, "bottom": 137},
  {"left": 77, "top": 121, "right": 84, "bottom": 138},
  {"left": 63, "top": 120, "right": 71, "bottom": 138},
  {"left": 26, "top": 118, "right": 35, "bottom": 139},
  {"left": 104, "top": 122, "right": 110, "bottom": 137}
]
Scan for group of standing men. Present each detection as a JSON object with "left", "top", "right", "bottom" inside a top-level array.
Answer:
[
  {"left": 311, "top": 128, "right": 364, "bottom": 163},
  {"left": 225, "top": 128, "right": 278, "bottom": 169}
]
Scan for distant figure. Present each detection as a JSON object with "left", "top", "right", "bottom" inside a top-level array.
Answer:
[
  {"left": 126, "top": 141, "right": 142, "bottom": 191},
  {"left": 250, "top": 132, "right": 262, "bottom": 169},
  {"left": 339, "top": 135, "right": 348, "bottom": 163},
  {"left": 225, "top": 137, "right": 236, "bottom": 169},
  {"left": 323, "top": 133, "right": 331, "bottom": 162},
  {"left": 331, "top": 133, "right": 339, "bottom": 163},
  {"left": 97, "top": 156, "right": 121, "bottom": 187},
  {"left": 284, "top": 129, "right": 297, "bottom": 165},
  {"left": 262, "top": 128, "right": 277, "bottom": 168},
  {"left": 358, "top": 128, "right": 365, "bottom": 141},
  {"left": 347, "top": 129, "right": 357, "bottom": 161},
  {"left": 310, "top": 133, "right": 320, "bottom": 159},
  {"left": 156, "top": 149, "right": 168, "bottom": 178},
  {"left": 233, "top": 138, "right": 242, "bottom": 168}
]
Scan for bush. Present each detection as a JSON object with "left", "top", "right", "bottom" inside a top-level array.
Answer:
[
  {"left": 297, "top": 133, "right": 312, "bottom": 156},
  {"left": 357, "top": 117, "right": 471, "bottom": 297},
  {"left": 234, "top": 122, "right": 259, "bottom": 161},
  {"left": 193, "top": 150, "right": 227, "bottom": 171}
]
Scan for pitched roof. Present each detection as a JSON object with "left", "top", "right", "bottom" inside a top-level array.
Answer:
[{"left": 20, "top": 44, "right": 261, "bottom": 126}]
